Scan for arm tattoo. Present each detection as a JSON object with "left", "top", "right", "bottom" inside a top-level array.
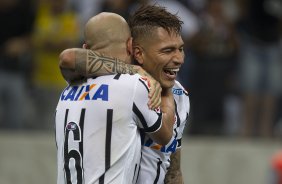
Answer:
[
  {"left": 164, "top": 150, "right": 183, "bottom": 184},
  {"left": 87, "top": 50, "right": 104, "bottom": 74},
  {"left": 83, "top": 50, "right": 138, "bottom": 76}
]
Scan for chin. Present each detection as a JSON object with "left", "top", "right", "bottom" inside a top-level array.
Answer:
[{"left": 161, "top": 80, "right": 175, "bottom": 89}]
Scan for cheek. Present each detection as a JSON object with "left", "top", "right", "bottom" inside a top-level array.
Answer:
[
  {"left": 143, "top": 55, "right": 166, "bottom": 72},
  {"left": 142, "top": 62, "right": 154, "bottom": 73},
  {"left": 146, "top": 61, "right": 159, "bottom": 72},
  {"left": 142, "top": 56, "right": 154, "bottom": 68}
]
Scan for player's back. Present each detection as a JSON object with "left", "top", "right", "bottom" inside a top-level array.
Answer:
[{"left": 56, "top": 74, "right": 143, "bottom": 184}]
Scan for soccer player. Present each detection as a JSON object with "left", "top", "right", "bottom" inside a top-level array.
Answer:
[
  {"left": 60, "top": 5, "right": 190, "bottom": 183},
  {"left": 55, "top": 12, "right": 175, "bottom": 184},
  {"left": 130, "top": 6, "right": 189, "bottom": 184}
]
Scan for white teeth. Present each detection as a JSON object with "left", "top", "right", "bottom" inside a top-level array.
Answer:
[
  {"left": 171, "top": 68, "right": 179, "bottom": 72},
  {"left": 164, "top": 68, "right": 179, "bottom": 76},
  {"left": 165, "top": 68, "right": 179, "bottom": 72}
]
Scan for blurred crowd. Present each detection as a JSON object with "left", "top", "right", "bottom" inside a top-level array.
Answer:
[{"left": 0, "top": 0, "right": 281, "bottom": 138}]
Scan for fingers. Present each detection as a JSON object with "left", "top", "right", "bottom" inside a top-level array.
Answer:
[
  {"left": 148, "top": 82, "right": 162, "bottom": 110},
  {"left": 149, "top": 88, "right": 161, "bottom": 109}
]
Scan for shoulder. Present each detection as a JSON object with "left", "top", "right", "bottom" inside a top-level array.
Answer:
[
  {"left": 94, "top": 74, "right": 141, "bottom": 83},
  {"left": 172, "top": 80, "right": 190, "bottom": 112},
  {"left": 172, "top": 80, "right": 189, "bottom": 97},
  {"left": 111, "top": 73, "right": 148, "bottom": 86}
]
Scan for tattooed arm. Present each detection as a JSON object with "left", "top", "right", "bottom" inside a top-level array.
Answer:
[
  {"left": 164, "top": 149, "right": 184, "bottom": 184},
  {"left": 59, "top": 48, "right": 139, "bottom": 79},
  {"left": 59, "top": 48, "right": 161, "bottom": 109}
]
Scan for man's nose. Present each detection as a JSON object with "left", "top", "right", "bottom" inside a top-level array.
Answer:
[{"left": 173, "top": 50, "right": 184, "bottom": 65}]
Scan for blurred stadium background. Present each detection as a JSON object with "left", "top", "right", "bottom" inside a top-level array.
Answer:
[
  {"left": 0, "top": 0, "right": 281, "bottom": 183},
  {"left": 0, "top": 132, "right": 282, "bottom": 184}
]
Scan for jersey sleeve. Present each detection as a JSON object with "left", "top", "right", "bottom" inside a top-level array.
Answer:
[{"left": 132, "top": 76, "right": 162, "bottom": 133}]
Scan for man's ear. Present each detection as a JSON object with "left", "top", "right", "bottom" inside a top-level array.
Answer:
[
  {"left": 133, "top": 45, "right": 144, "bottom": 65},
  {"left": 126, "top": 37, "right": 133, "bottom": 55}
]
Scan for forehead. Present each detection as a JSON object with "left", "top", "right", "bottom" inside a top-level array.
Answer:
[{"left": 145, "top": 27, "right": 184, "bottom": 48}]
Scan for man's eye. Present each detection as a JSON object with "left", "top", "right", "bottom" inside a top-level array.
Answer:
[{"left": 163, "top": 49, "right": 172, "bottom": 53}]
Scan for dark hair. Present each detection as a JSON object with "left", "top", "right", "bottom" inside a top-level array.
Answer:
[{"left": 128, "top": 4, "right": 183, "bottom": 42}]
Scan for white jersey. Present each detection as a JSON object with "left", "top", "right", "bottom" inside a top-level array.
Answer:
[
  {"left": 55, "top": 74, "right": 163, "bottom": 184},
  {"left": 137, "top": 81, "right": 190, "bottom": 184}
]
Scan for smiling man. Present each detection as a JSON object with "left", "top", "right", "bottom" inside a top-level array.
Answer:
[
  {"left": 59, "top": 5, "right": 190, "bottom": 184},
  {"left": 129, "top": 5, "right": 190, "bottom": 184}
]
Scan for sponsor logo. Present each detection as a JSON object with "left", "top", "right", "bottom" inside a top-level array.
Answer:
[
  {"left": 143, "top": 138, "right": 178, "bottom": 153},
  {"left": 60, "top": 84, "right": 109, "bottom": 101},
  {"left": 143, "top": 115, "right": 178, "bottom": 153},
  {"left": 172, "top": 88, "right": 187, "bottom": 95}
]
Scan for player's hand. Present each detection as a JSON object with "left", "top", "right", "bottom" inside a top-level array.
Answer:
[
  {"left": 148, "top": 79, "right": 162, "bottom": 110},
  {"left": 137, "top": 67, "right": 162, "bottom": 110}
]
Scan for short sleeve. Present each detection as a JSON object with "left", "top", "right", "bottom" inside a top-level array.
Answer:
[{"left": 132, "top": 76, "right": 162, "bottom": 133}]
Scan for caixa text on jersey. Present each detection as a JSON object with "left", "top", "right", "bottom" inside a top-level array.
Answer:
[{"left": 60, "top": 84, "right": 109, "bottom": 101}]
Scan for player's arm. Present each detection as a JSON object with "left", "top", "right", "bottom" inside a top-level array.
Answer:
[
  {"left": 135, "top": 83, "right": 175, "bottom": 145},
  {"left": 59, "top": 48, "right": 139, "bottom": 79},
  {"left": 149, "top": 89, "right": 175, "bottom": 145},
  {"left": 164, "top": 149, "right": 184, "bottom": 184},
  {"left": 59, "top": 48, "right": 161, "bottom": 109}
]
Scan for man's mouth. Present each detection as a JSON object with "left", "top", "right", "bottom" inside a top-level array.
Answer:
[{"left": 163, "top": 68, "right": 179, "bottom": 78}]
